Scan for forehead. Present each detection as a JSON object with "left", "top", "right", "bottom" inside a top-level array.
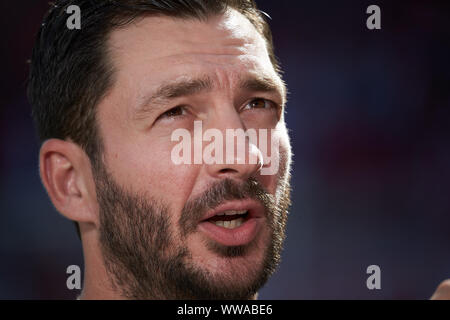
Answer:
[{"left": 106, "top": 9, "right": 277, "bottom": 92}]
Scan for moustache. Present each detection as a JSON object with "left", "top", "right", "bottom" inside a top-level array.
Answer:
[{"left": 179, "top": 177, "right": 274, "bottom": 237}]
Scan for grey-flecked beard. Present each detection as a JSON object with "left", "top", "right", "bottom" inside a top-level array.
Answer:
[{"left": 93, "top": 161, "right": 291, "bottom": 300}]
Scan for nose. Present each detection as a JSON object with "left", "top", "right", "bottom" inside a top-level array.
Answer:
[{"left": 203, "top": 112, "right": 263, "bottom": 181}]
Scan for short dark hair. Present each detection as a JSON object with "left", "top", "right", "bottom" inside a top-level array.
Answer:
[{"left": 27, "top": 0, "right": 280, "bottom": 238}]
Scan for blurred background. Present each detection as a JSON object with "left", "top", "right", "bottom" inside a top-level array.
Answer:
[{"left": 1, "top": 0, "right": 449, "bottom": 299}]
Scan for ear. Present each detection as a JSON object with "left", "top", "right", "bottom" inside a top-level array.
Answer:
[{"left": 39, "top": 139, "right": 99, "bottom": 227}]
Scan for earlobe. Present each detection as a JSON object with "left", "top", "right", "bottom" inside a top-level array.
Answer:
[{"left": 39, "top": 139, "right": 98, "bottom": 226}]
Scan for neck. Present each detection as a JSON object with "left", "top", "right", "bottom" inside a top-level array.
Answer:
[{"left": 77, "top": 229, "right": 124, "bottom": 300}]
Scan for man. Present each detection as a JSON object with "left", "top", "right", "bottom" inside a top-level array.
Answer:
[
  {"left": 28, "top": 0, "right": 450, "bottom": 301},
  {"left": 28, "top": 0, "right": 292, "bottom": 299}
]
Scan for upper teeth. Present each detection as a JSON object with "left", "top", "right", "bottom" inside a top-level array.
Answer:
[{"left": 216, "top": 210, "right": 247, "bottom": 216}]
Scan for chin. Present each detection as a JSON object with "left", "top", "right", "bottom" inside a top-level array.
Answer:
[{"left": 189, "top": 231, "right": 271, "bottom": 277}]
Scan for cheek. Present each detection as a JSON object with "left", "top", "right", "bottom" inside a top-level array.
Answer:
[
  {"left": 278, "top": 138, "right": 292, "bottom": 184},
  {"left": 258, "top": 123, "right": 291, "bottom": 195},
  {"left": 277, "top": 124, "right": 292, "bottom": 182},
  {"left": 104, "top": 135, "right": 201, "bottom": 221}
]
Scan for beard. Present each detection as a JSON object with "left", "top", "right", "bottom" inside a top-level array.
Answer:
[{"left": 93, "top": 160, "right": 291, "bottom": 299}]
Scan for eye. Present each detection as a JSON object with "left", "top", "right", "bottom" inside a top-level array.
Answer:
[
  {"left": 156, "top": 105, "right": 187, "bottom": 121},
  {"left": 242, "top": 98, "right": 276, "bottom": 111}
]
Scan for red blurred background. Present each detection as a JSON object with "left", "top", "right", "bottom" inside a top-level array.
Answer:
[{"left": 0, "top": 0, "right": 449, "bottom": 299}]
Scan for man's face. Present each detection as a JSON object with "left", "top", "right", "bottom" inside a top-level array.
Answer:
[{"left": 93, "top": 9, "right": 292, "bottom": 299}]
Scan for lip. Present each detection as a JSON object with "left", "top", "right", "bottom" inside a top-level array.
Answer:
[
  {"left": 200, "top": 198, "right": 265, "bottom": 222},
  {"left": 198, "top": 199, "right": 265, "bottom": 246}
]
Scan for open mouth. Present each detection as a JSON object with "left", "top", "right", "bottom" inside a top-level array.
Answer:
[
  {"left": 197, "top": 199, "right": 265, "bottom": 246},
  {"left": 205, "top": 210, "right": 250, "bottom": 229}
]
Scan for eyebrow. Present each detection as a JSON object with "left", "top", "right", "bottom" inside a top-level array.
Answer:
[
  {"left": 152, "top": 77, "right": 213, "bottom": 101},
  {"left": 133, "top": 74, "right": 286, "bottom": 120},
  {"left": 134, "top": 77, "right": 212, "bottom": 120},
  {"left": 239, "top": 75, "right": 286, "bottom": 103}
]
